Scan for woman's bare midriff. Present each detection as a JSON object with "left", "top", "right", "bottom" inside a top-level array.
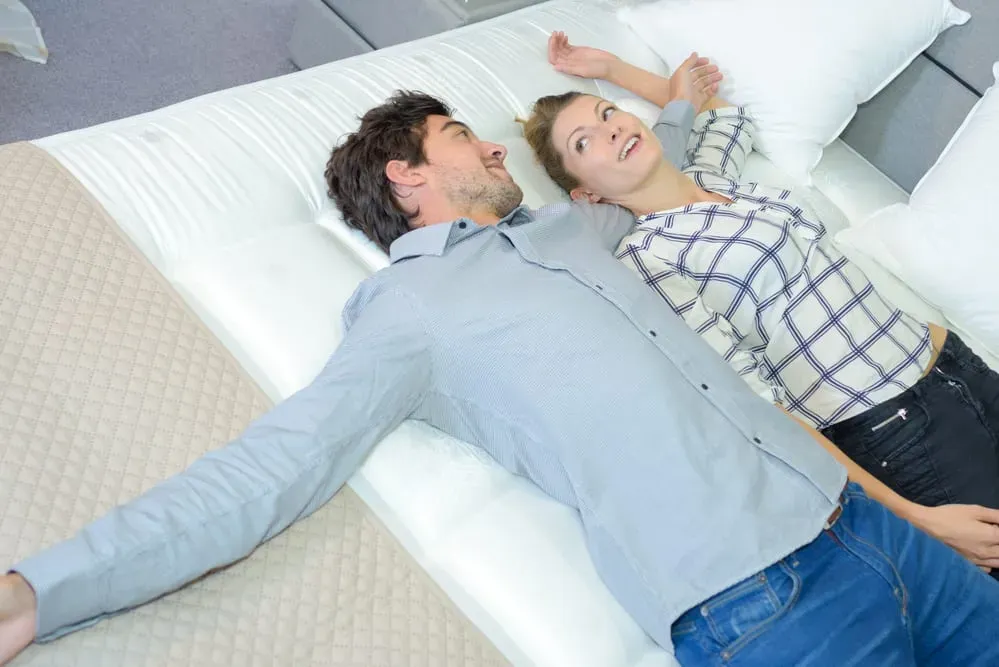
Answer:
[{"left": 924, "top": 323, "right": 950, "bottom": 376}]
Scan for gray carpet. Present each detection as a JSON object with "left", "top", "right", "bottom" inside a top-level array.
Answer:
[{"left": 0, "top": 0, "right": 298, "bottom": 144}]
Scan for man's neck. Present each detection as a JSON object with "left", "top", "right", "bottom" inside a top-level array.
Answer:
[
  {"left": 614, "top": 162, "right": 711, "bottom": 218},
  {"left": 414, "top": 205, "right": 506, "bottom": 229}
]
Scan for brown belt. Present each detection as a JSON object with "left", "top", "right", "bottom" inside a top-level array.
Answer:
[{"left": 824, "top": 503, "right": 843, "bottom": 530}]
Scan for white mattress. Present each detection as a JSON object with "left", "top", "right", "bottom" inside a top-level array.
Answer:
[{"left": 30, "top": 1, "right": 956, "bottom": 664}]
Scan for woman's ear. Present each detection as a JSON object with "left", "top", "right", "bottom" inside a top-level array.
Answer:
[{"left": 569, "top": 187, "right": 602, "bottom": 204}]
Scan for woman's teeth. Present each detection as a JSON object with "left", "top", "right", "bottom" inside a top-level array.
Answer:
[{"left": 619, "top": 136, "right": 639, "bottom": 161}]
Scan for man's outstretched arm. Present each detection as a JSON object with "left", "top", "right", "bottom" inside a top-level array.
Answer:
[{"left": 0, "top": 286, "right": 432, "bottom": 663}]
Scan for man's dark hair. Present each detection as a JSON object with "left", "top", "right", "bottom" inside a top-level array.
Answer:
[{"left": 325, "top": 90, "right": 454, "bottom": 253}]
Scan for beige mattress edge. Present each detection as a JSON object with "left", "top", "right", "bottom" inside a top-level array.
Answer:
[{"left": 0, "top": 141, "right": 509, "bottom": 667}]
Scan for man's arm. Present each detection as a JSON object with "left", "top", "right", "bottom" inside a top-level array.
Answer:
[
  {"left": 2, "top": 287, "right": 432, "bottom": 656},
  {"left": 574, "top": 200, "right": 638, "bottom": 252},
  {"left": 651, "top": 101, "right": 696, "bottom": 171}
]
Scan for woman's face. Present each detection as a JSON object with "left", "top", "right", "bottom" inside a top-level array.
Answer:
[{"left": 551, "top": 94, "right": 663, "bottom": 202}]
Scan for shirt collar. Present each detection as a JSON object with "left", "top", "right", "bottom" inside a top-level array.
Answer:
[{"left": 388, "top": 205, "right": 534, "bottom": 263}]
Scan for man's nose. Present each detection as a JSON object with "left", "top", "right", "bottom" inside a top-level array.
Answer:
[{"left": 484, "top": 143, "right": 507, "bottom": 161}]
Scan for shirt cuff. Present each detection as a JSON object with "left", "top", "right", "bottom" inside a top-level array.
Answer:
[
  {"left": 11, "top": 537, "right": 108, "bottom": 641},
  {"left": 654, "top": 100, "right": 695, "bottom": 131}
]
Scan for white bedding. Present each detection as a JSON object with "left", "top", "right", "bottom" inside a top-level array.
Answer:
[{"left": 31, "top": 1, "right": 958, "bottom": 664}]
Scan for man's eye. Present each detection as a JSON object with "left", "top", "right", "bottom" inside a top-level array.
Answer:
[
  {"left": 575, "top": 137, "right": 588, "bottom": 153},
  {"left": 460, "top": 129, "right": 470, "bottom": 137},
  {"left": 602, "top": 106, "right": 615, "bottom": 120}
]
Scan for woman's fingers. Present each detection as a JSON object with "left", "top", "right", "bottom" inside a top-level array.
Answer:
[
  {"left": 548, "top": 31, "right": 568, "bottom": 65},
  {"left": 695, "top": 69, "right": 723, "bottom": 92}
]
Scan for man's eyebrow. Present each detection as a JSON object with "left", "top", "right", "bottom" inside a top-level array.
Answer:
[
  {"left": 441, "top": 119, "right": 473, "bottom": 134},
  {"left": 566, "top": 99, "right": 604, "bottom": 153}
]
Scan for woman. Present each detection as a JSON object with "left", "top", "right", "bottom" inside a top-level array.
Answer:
[{"left": 523, "top": 32, "right": 999, "bottom": 576}]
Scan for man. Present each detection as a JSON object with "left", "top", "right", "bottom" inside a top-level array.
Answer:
[{"left": 2, "top": 68, "right": 997, "bottom": 666}]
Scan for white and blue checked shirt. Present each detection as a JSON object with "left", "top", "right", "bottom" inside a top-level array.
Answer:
[{"left": 617, "top": 106, "right": 932, "bottom": 429}]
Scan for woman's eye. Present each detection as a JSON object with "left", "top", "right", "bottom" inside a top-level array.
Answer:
[
  {"left": 575, "top": 137, "right": 588, "bottom": 152},
  {"left": 602, "top": 106, "right": 615, "bottom": 120}
]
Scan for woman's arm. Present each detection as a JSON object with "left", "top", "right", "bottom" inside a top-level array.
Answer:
[
  {"left": 785, "top": 409, "right": 999, "bottom": 570},
  {"left": 547, "top": 31, "right": 725, "bottom": 112},
  {"left": 607, "top": 54, "right": 726, "bottom": 111}
]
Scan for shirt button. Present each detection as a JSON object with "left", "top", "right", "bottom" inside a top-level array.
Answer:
[
  {"left": 753, "top": 437, "right": 762, "bottom": 444},
  {"left": 458, "top": 221, "right": 467, "bottom": 229},
  {"left": 595, "top": 284, "right": 604, "bottom": 290},
  {"left": 649, "top": 330, "right": 657, "bottom": 337},
  {"left": 701, "top": 383, "right": 709, "bottom": 390}
]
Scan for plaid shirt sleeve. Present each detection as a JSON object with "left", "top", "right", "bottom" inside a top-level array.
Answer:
[
  {"left": 682, "top": 107, "right": 755, "bottom": 182},
  {"left": 616, "top": 245, "right": 783, "bottom": 404}
]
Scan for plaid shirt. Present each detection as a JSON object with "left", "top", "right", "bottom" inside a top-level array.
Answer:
[{"left": 617, "top": 107, "right": 932, "bottom": 428}]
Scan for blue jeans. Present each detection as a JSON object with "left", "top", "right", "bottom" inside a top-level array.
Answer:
[{"left": 671, "top": 484, "right": 999, "bottom": 665}]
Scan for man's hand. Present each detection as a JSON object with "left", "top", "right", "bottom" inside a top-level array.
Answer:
[
  {"left": 909, "top": 504, "right": 999, "bottom": 570},
  {"left": 668, "top": 52, "right": 723, "bottom": 113},
  {"left": 548, "top": 31, "right": 620, "bottom": 80},
  {"left": 0, "top": 574, "right": 36, "bottom": 665}
]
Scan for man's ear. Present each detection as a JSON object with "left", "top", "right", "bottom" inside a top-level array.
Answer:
[
  {"left": 386, "top": 159, "right": 427, "bottom": 219},
  {"left": 385, "top": 159, "right": 427, "bottom": 189},
  {"left": 569, "top": 187, "right": 601, "bottom": 204}
]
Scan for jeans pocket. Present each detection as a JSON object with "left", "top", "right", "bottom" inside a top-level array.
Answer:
[
  {"left": 698, "top": 562, "right": 801, "bottom": 660},
  {"left": 834, "top": 400, "right": 946, "bottom": 506}
]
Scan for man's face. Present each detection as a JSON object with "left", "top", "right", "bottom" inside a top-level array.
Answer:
[
  {"left": 420, "top": 114, "right": 524, "bottom": 218},
  {"left": 552, "top": 95, "right": 663, "bottom": 202}
]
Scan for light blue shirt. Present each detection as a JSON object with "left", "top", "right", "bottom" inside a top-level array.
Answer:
[{"left": 16, "top": 104, "right": 846, "bottom": 657}]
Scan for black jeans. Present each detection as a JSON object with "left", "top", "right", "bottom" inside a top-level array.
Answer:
[{"left": 821, "top": 333, "right": 999, "bottom": 579}]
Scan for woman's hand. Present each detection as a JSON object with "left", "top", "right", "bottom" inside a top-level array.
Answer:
[
  {"left": 548, "top": 31, "right": 620, "bottom": 80},
  {"left": 667, "top": 52, "right": 724, "bottom": 113},
  {"left": 908, "top": 503, "right": 999, "bottom": 570}
]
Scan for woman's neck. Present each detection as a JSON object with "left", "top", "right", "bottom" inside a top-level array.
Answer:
[{"left": 614, "top": 161, "right": 720, "bottom": 217}]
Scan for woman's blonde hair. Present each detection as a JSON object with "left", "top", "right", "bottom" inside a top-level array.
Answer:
[{"left": 518, "top": 91, "right": 585, "bottom": 194}]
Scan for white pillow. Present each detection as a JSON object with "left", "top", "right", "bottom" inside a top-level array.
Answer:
[
  {"left": 836, "top": 63, "right": 999, "bottom": 358},
  {"left": 618, "top": 0, "right": 968, "bottom": 184}
]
